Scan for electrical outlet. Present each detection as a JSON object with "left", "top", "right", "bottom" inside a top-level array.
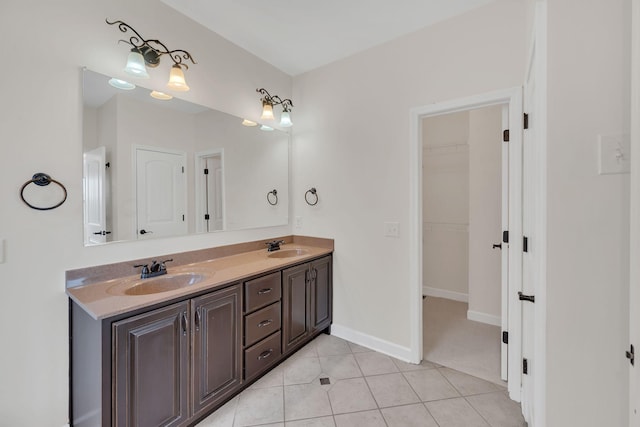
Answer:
[
  {"left": 384, "top": 222, "right": 399, "bottom": 237},
  {"left": 295, "top": 216, "right": 303, "bottom": 228}
]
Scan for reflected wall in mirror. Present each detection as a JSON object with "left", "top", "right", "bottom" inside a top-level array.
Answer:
[{"left": 82, "top": 69, "right": 289, "bottom": 246}]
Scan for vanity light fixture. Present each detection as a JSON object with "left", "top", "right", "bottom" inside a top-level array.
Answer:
[
  {"left": 150, "top": 90, "right": 173, "bottom": 100},
  {"left": 242, "top": 119, "right": 258, "bottom": 127},
  {"left": 256, "top": 88, "right": 294, "bottom": 127},
  {"left": 108, "top": 78, "right": 136, "bottom": 90},
  {"left": 106, "top": 19, "right": 196, "bottom": 92}
]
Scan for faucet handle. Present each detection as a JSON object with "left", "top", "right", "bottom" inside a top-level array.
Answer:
[
  {"left": 160, "top": 259, "right": 174, "bottom": 270},
  {"left": 133, "top": 263, "right": 149, "bottom": 275}
]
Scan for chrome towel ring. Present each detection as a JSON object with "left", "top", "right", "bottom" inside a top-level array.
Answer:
[
  {"left": 305, "top": 188, "right": 318, "bottom": 206},
  {"left": 267, "top": 189, "right": 278, "bottom": 206},
  {"left": 20, "top": 173, "right": 67, "bottom": 211}
]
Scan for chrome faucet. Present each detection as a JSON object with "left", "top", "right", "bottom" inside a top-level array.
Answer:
[
  {"left": 265, "top": 240, "right": 285, "bottom": 252},
  {"left": 134, "top": 258, "right": 173, "bottom": 279}
]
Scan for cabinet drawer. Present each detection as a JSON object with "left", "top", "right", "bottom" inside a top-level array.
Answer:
[
  {"left": 244, "top": 272, "right": 281, "bottom": 313},
  {"left": 244, "top": 331, "right": 282, "bottom": 380},
  {"left": 245, "top": 302, "right": 281, "bottom": 347}
]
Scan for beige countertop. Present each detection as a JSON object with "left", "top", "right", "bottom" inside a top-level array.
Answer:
[{"left": 67, "top": 243, "right": 332, "bottom": 320}]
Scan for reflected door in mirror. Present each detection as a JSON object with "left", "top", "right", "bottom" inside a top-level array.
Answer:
[
  {"left": 136, "top": 147, "right": 187, "bottom": 239},
  {"left": 83, "top": 146, "right": 108, "bottom": 245}
]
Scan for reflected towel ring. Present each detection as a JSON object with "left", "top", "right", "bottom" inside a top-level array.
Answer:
[
  {"left": 20, "top": 173, "right": 67, "bottom": 211},
  {"left": 305, "top": 188, "right": 318, "bottom": 206},
  {"left": 267, "top": 189, "right": 278, "bottom": 206}
]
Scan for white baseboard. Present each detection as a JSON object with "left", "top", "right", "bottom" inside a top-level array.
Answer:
[
  {"left": 467, "top": 310, "right": 501, "bottom": 327},
  {"left": 330, "top": 323, "right": 415, "bottom": 363},
  {"left": 422, "top": 286, "right": 469, "bottom": 303}
]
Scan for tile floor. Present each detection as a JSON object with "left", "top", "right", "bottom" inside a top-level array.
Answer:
[{"left": 195, "top": 334, "right": 527, "bottom": 427}]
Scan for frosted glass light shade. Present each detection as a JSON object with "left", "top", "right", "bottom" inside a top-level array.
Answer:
[
  {"left": 260, "top": 125, "right": 274, "bottom": 131},
  {"left": 150, "top": 90, "right": 173, "bottom": 100},
  {"left": 167, "top": 65, "right": 190, "bottom": 92},
  {"left": 124, "top": 49, "right": 149, "bottom": 78},
  {"left": 108, "top": 78, "right": 136, "bottom": 90},
  {"left": 260, "top": 102, "right": 274, "bottom": 120},
  {"left": 242, "top": 119, "right": 258, "bottom": 126},
  {"left": 279, "top": 111, "right": 293, "bottom": 127}
]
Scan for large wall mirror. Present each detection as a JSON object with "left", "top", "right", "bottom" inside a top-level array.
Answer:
[{"left": 82, "top": 69, "right": 289, "bottom": 246}]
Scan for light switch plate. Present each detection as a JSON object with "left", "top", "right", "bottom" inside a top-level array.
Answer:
[
  {"left": 295, "top": 216, "right": 303, "bottom": 228},
  {"left": 384, "top": 222, "right": 399, "bottom": 237},
  {"left": 598, "top": 134, "right": 630, "bottom": 175}
]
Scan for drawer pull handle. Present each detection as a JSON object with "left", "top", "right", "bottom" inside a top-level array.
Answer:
[
  {"left": 258, "top": 349, "right": 273, "bottom": 360},
  {"left": 257, "top": 319, "right": 273, "bottom": 328},
  {"left": 257, "top": 288, "right": 272, "bottom": 295}
]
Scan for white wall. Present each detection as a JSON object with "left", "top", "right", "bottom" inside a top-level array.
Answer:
[
  {"left": 545, "top": 0, "right": 630, "bottom": 425},
  {"left": 292, "top": 0, "right": 526, "bottom": 354},
  {"left": 0, "top": 0, "right": 291, "bottom": 424},
  {"left": 422, "top": 112, "right": 470, "bottom": 300},
  {"left": 468, "top": 106, "right": 502, "bottom": 320}
]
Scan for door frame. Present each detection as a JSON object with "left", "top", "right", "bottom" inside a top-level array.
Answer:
[
  {"left": 630, "top": 0, "right": 640, "bottom": 425},
  {"left": 194, "top": 148, "right": 226, "bottom": 233},
  {"left": 409, "top": 87, "right": 524, "bottom": 401}
]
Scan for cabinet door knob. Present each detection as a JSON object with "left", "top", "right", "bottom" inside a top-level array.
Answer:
[
  {"left": 181, "top": 312, "right": 188, "bottom": 336},
  {"left": 195, "top": 308, "right": 201, "bottom": 331}
]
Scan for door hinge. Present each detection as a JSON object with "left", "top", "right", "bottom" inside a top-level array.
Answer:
[
  {"left": 627, "top": 344, "right": 635, "bottom": 366},
  {"left": 502, "top": 331, "right": 509, "bottom": 344},
  {"left": 523, "top": 236, "right": 529, "bottom": 252},
  {"left": 204, "top": 214, "right": 210, "bottom": 221},
  {"left": 523, "top": 358, "right": 529, "bottom": 375},
  {"left": 204, "top": 168, "right": 209, "bottom": 175},
  {"left": 182, "top": 214, "right": 185, "bottom": 221},
  {"left": 503, "top": 230, "right": 509, "bottom": 244},
  {"left": 524, "top": 113, "right": 529, "bottom": 130},
  {"left": 503, "top": 129, "right": 510, "bottom": 142},
  {"left": 181, "top": 166, "right": 185, "bottom": 173}
]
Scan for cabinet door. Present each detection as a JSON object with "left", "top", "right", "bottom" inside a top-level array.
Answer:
[
  {"left": 311, "top": 256, "right": 332, "bottom": 332},
  {"left": 113, "top": 301, "right": 189, "bottom": 427},
  {"left": 282, "top": 263, "right": 310, "bottom": 353},
  {"left": 191, "top": 284, "right": 242, "bottom": 417}
]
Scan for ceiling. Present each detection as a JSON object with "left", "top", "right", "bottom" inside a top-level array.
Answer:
[{"left": 161, "top": 0, "right": 496, "bottom": 76}]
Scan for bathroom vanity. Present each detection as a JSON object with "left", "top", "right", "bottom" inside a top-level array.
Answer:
[{"left": 67, "top": 236, "right": 333, "bottom": 427}]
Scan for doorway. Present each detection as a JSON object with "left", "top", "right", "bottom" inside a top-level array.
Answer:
[
  {"left": 421, "top": 105, "right": 504, "bottom": 386},
  {"left": 409, "top": 87, "right": 524, "bottom": 403}
]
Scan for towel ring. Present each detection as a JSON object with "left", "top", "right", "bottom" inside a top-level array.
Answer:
[
  {"left": 267, "top": 189, "right": 278, "bottom": 206},
  {"left": 305, "top": 188, "right": 318, "bottom": 206},
  {"left": 20, "top": 173, "right": 67, "bottom": 211}
]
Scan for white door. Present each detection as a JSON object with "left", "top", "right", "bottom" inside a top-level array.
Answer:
[
  {"left": 520, "top": 47, "right": 538, "bottom": 423},
  {"left": 83, "top": 146, "right": 107, "bottom": 245},
  {"left": 135, "top": 147, "right": 187, "bottom": 239},
  {"left": 205, "top": 156, "right": 224, "bottom": 231},
  {"left": 500, "top": 106, "right": 510, "bottom": 382}
]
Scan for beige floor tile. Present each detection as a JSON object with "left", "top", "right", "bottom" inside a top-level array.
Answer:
[
  {"left": 426, "top": 397, "right": 489, "bottom": 427},
  {"left": 234, "top": 387, "right": 284, "bottom": 426},
  {"left": 327, "top": 378, "right": 378, "bottom": 414},
  {"left": 354, "top": 351, "right": 399, "bottom": 376},
  {"left": 318, "top": 354, "right": 362, "bottom": 379},
  {"left": 283, "top": 356, "right": 322, "bottom": 385},
  {"left": 250, "top": 366, "right": 284, "bottom": 389},
  {"left": 315, "top": 334, "right": 352, "bottom": 356},
  {"left": 284, "top": 383, "right": 332, "bottom": 421},
  {"left": 365, "top": 373, "right": 420, "bottom": 408},
  {"left": 196, "top": 395, "right": 239, "bottom": 427},
  {"left": 285, "top": 416, "right": 336, "bottom": 426},
  {"left": 439, "top": 367, "right": 505, "bottom": 396},
  {"left": 403, "top": 369, "right": 460, "bottom": 402},
  {"left": 381, "top": 403, "right": 439, "bottom": 427},
  {"left": 334, "top": 410, "right": 387, "bottom": 427},
  {"left": 466, "top": 391, "right": 527, "bottom": 427},
  {"left": 392, "top": 358, "right": 438, "bottom": 372},
  {"left": 348, "top": 342, "right": 373, "bottom": 353}
]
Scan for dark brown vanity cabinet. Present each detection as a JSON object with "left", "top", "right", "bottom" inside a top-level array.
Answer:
[
  {"left": 113, "top": 301, "right": 190, "bottom": 427},
  {"left": 71, "top": 254, "right": 331, "bottom": 427},
  {"left": 191, "top": 285, "right": 242, "bottom": 418},
  {"left": 112, "top": 285, "right": 242, "bottom": 426},
  {"left": 282, "top": 256, "right": 332, "bottom": 354}
]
